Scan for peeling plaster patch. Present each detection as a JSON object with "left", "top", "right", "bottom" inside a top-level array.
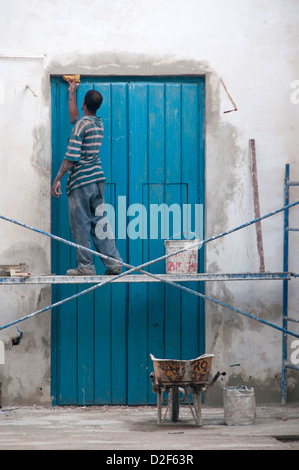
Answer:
[
  {"left": 49, "top": 51, "right": 212, "bottom": 77},
  {"left": 0, "top": 282, "right": 51, "bottom": 405},
  {"left": 205, "top": 120, "right": 245, "bottom": 237},
  {"left": 32, "top": 125, "right": 51, "bottom": 178},
  {"left": 208, "top": 373, "right": 283, "bottom": 406},
  {"left": 0, "top": 242, "right": 51, "bottom": 346},
  {"left": 208, "top": 282, "right": 245, "bottom": 344},
  {"left": 0, "top": 242, "right": 49, "bottom": 275}
]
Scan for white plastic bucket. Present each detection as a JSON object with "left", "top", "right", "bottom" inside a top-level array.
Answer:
[
  {"left": 223, "top": 386, "right": 256, "bottom": 425},
  {"left": 164, "top": 239, "right": 198, "bottom": 274}
]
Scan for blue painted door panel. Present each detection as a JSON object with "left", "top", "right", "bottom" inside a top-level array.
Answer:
[{"left": 51, "top": 76, "right": 205, "bottom": 405}]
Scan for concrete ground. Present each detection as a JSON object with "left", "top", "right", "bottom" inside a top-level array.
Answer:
[{"left": 0, "top": 403, "right": 299, "bottom": 450}]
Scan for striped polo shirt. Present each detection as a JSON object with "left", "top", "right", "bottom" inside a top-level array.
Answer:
[{"left": 65, "top": 115, "right": 106, "bottom": 195}]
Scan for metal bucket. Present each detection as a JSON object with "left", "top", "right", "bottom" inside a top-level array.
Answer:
[
  {"left": 164, "top": 239, "right": 198, "bottom": 274},
  {"left": 223, "top": 386, "right": 256, "bottom": 425}
]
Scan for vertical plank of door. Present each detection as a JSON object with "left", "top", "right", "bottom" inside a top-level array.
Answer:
[
  {"left": 198, "top": 78, "right": 206, "bottom": 355},
  {"left": 147, "top": 84, "right": 165, "bottom": 404},
  {"left": 127, "top": 82, "right": 148, "bottom": 404},
  {"left": 75, "top": 83, "right": 99, "bottom": 404},
  {"left": 164, "top": 83, "right": 182, "bottom": 359},
  {"left": 93, "top": 83, "right": 112, "bottom": 403},
  {"left": 110, "top": 82, "right": 128, "bottom": 404},
  {"left": 77, "top": 289, "right": 95, "bottom": 404},
  {"left": 181, "top": 83, "right": 200, "bottom": 359},
  {"left": 55, "top": 81, "right": 78, "bottom": 404}
]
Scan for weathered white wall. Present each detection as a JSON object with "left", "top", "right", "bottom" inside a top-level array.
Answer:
[{"left": 0, "top": 0, "right": 298, "bottom": 405}]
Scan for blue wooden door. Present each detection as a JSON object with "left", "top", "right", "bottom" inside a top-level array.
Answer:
[{"left": 51, "top": 76, "right": 205, "bottom": 405}]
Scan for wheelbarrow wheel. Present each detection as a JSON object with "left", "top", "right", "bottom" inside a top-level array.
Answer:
[{"left": 170, "top": 386, "right": 179, "bottom": 422}]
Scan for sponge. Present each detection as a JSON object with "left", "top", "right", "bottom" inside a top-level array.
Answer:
[{"left": 63, "top": 74, "right": 81, "bottom": 83}]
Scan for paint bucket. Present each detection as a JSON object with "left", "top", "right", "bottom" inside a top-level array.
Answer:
[
  {"left": 223, "top": 386, "right": 256, "bottom": 425},
  {"left": 164, "top": 238, "right": 199, "bottom": 274}
]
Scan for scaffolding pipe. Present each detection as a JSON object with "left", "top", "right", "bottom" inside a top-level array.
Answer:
[
  {"left": 0, "top": 253, "right": 298, "bottom": 338},
  {"left": 0, "top": 200, "right": 299, "bottom": 337},
  {"left": 282, "top": 164, "right": 290, "bottom": 404}
]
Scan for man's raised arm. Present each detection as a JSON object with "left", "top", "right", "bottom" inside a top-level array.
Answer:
[{"left": 68, "top": 78, "right": 80, "bottom": 124}]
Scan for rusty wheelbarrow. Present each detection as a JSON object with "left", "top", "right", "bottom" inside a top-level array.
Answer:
[{"left": 150, "top": 353, "right": 225, "bottom": 426}]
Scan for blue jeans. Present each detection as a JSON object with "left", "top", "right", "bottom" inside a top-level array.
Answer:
[{"left": 68, "top": 182, "right": 123, "bottom": 272}]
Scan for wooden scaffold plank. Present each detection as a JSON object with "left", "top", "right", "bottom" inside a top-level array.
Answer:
[{"left": 0, "top": 272, "right": 292, "bottom": 285}]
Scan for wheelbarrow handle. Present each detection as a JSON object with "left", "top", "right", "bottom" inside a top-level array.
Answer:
[
  {"left": 150, "top": 372, "right": 160, "bottom": 393},
  {"left": 205, "top": 370, "right": 226, "bottom": 392}
]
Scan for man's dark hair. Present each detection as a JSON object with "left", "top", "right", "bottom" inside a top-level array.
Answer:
[{"left": 84, "top": 90, "right": 103, "bottom": 113}]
